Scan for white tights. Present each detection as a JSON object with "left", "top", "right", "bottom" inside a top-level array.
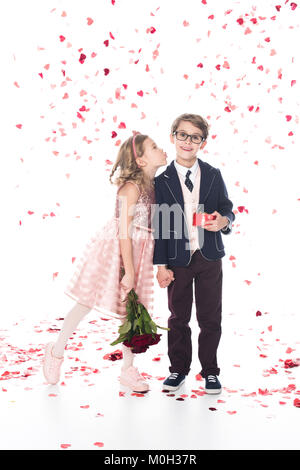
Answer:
[{"left": 52, "top": 302, "right": 135, "bottom": 370}]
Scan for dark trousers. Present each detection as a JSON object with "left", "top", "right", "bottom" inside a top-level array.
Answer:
[{"left": 167, "top": 249, "right": 222, "bottom": 378}]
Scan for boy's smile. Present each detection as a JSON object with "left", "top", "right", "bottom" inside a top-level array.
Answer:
[{"left": 170, "top": 120, "right": 207, "bottom": 168}]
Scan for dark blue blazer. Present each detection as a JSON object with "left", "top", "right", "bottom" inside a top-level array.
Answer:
[{"left": 152, "top": 158, "right": 235, "bottom": 266}]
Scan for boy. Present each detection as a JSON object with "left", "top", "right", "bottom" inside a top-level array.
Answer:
[{"left": 153, "top": 113, "right": 235, "bottom": 394}]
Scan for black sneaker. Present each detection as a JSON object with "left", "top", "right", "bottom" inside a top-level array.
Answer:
[
  {"left": 204, "top": 375, "right": 222, "bottom": 394},
  {"left": 163, "top": 372, "right": 186, "bottom": 391}
]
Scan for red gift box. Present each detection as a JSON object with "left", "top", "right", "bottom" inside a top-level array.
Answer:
[{"left": 192, "top": 212, "right": 217, "bottom": 226}]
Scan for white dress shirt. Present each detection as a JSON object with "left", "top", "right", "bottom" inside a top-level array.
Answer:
[{"left": 174, "top": 159, "right": 199, "bottom": 185}]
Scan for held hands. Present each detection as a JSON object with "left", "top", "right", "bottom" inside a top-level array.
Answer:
[
  {"left": 156, "top": 267, "right": 175, "bottom": 289},
  {"left": 201, "top": 211, "right": 228, "bottom": 232}
]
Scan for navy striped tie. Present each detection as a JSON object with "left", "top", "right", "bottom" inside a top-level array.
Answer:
[{"left": 185, "top": 170, "right": 193, "bottom": 192}]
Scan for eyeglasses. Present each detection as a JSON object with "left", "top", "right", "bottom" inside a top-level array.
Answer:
[{"left": 173, "top": 131, "right": 205, "bottom": 145}]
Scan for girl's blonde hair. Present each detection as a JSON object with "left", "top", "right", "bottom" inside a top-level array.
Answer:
[{"left": 109, "top": 134, "right": 150, "bottom": 192}]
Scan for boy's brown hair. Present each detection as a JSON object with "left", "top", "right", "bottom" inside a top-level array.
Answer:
[{"left": 171, "top": 113, "right": 210, "bottom": 141}]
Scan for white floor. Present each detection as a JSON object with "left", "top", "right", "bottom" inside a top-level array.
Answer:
[{"left": 1, "top": 274, "right": 300, "bottom": 451}]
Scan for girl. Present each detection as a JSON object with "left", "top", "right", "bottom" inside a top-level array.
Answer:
[{"left": 43, "top": 133, "right": 167, "bottom": 392}]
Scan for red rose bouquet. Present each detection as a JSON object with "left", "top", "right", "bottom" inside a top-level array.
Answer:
[{"left": 110, "top": 273, "right": 169, "bottom": 354}]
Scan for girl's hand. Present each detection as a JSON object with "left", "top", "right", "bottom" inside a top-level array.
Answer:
[
  {"left": 120, "top": 271, "right": 135, "bottom": 301},
  {"left": 157, "top": 267, "right": 175, "bottom": 288}
]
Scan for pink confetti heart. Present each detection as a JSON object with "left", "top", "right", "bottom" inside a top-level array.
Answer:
[
  {"left": 60, "top": 444, "right": 71, "bottom": 449},
  {"left": 94, "top": 442, "right": 104, "bottom": 447}
]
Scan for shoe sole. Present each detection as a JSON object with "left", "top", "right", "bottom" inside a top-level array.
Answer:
[
  {"left": 162, "top": 380, "right": 185, "bottom": 391},
  {"left": 119, "top": 379, "right": 149, "bottom": 393},
  {"left": 205, "top": 387, "right": 222, "bottom": 395}
]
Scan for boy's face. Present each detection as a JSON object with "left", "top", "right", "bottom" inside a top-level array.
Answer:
[{"left": 170, "top": 120, "right": 207, "bottom": 165}]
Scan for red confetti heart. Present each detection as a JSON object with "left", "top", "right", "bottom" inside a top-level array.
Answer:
[
  {"left": 60, "top": 444, "right": 71, "bottom": 449},
  {"left": 79, "top": 53, "right": 86, "bottom": 64},
  {"left": 94, "top": 442, "right": 104, "bottom": 447},
  {"left": 284, "top": 359, "right": 299, "bottom": 368},
  {"left": 195, "top": 373, "right": 203, "bottom": 381}
]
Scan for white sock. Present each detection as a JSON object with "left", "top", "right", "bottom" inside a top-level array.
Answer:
[
  {"left": 52, "top": 302, "right": 92, "bottom": 358},
  {"left": 121, "top": 344, "right": 134, "bottom": 371}
]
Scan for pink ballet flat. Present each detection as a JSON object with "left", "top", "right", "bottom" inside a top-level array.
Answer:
[
  {"left": 43, "top": 342, "right": 64, "bottom": 385},
  {"left": 119, "top": 366, "right": 149, "bottom": 393}
]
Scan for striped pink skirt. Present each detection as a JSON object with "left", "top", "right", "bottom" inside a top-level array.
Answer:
[{"left": 64, "top": 217, "right": 155, "bottom": 320}]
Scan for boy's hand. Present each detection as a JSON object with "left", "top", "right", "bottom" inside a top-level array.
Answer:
[
  {"left": 202, "top": 211, "right": 228, "bottom": 232},
  {"left": 156, "top": 267, "right": 175, "bottom": 288}
]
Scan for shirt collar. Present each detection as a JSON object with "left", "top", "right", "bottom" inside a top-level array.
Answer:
[{"left": 174, "top": 159, "right": 199, "bottom": 178}]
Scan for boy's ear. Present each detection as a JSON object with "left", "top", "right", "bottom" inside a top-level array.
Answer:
[
  {"left": 201, "top": 140, "right": 207, "bottom": 150},
  {"left": 170, "top": 133, "right": 175, "bottom": 144}
]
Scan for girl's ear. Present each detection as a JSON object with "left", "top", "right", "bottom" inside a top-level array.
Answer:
[{"left": 136, "top": 156, "right": 145, "bottom": 168}]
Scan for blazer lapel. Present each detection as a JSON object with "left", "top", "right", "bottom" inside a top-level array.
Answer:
[
  {"left": 163, "top": 160, "right": 184, "bottom": 211},
  {"left": 197, "top": 158, "right": 217, "bottom": 205}
]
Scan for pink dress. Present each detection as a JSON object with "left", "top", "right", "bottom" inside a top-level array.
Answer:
[{"left": 64, "top": 181, "right": 155, "bottom": 320}]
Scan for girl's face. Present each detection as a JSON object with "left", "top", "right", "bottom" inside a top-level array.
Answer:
[{"left": 138, "top": 137, "right": 167, "bottom": 169}]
